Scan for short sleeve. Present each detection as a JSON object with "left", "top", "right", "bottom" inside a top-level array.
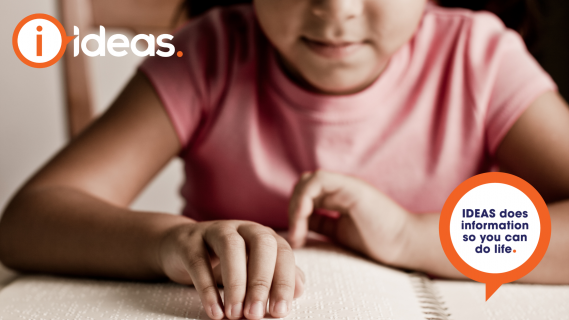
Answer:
[
  {"left": 466, "top": 12, "right": 557, "bottom": 155},
  {"left": 138, "top": 6, "right": 254, "bottom": 148},
  {"left": 138, "top": 22, "right": 204, "bottom": 148}
]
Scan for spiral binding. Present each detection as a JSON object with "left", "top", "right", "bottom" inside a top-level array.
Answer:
[{"left": 409, "top": 273, "right": 451, "bottom": 320}]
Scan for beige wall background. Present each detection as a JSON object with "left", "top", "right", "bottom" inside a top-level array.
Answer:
[{"left": 0, "top": 0, "right": 184, "bottom": 219}]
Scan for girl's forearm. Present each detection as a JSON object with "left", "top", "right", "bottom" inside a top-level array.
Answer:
[
  {"left": 518, "top": 200, "right": 569, "bottom": 283},
  {"left": 0, "top": 186, "right": 193, "bottom": 280},
  {"left": 400, "top": 212, "right": 465, "bottom": 279},
  {"left": 401, "top": 200, "right": 569, "bottom": 284}
]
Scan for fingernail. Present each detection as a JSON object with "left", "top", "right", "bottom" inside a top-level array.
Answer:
[
  {"left": 275, "top": 300, "right": 288, "bottom": 315},
  {"left": 231, "top": 303, "right": 242, "bottom": 318},
  {"left": 249, "top": 301, "right": 264, "bottom": 317},
  {"left": 210, "top": 304, "right": 224, "bottom": 318}
]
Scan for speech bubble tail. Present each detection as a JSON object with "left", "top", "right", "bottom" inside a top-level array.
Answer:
[{"left": 485, "top": 282, "right": 502, "bottom": 301}]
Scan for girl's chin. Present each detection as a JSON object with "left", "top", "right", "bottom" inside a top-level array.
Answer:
[{"left": 301, "top": 37, "right": 365, "bottom": 60}]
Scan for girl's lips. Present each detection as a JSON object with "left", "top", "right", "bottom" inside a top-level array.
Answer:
[{"left": 302, "top": 37, "right": 364, "bottom": 59}]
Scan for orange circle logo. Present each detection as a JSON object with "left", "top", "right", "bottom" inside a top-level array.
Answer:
[
  {"left": 12, "top": 14, "right": 75, "bottom": 68},
  {"left": 440, "top": 172, "right": 550, "bottom": 300}
]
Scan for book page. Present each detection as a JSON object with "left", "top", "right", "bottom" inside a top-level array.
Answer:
[
  {"left": 433, "top": 280, "right": 569, "bottom": 320},
  {"left": 292, "top": 242, "right": 424, "bottom": 319},
  {"left": 0, "top": 242, "right": 425, "bottom": 319}
]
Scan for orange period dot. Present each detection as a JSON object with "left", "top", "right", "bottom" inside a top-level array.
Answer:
[
  {"left": 37, "top": 25, "right": 43, "bottom": 32},
  {"left": 513, "top": 249, "right": 516, "bottom": 253},
  {"left": 177, "top": 51, "right": 183, "bottom": 57}
]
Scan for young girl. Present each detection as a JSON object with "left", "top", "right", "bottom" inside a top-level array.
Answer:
[{"left": 1, "top": 0, "right": 569, "bottom": 319}]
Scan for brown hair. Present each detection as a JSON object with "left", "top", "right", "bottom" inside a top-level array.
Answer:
[{"left": 181, "top": 0, "right": 541, "bottom": 49}]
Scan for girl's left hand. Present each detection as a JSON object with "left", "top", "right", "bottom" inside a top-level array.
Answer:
[{"left": 288, "top": 170, "right": 414, "bottom": 267}]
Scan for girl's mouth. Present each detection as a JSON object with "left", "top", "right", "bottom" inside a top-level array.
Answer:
[{"left": 301, "top": 36, "right": 364, "bottom": 59}]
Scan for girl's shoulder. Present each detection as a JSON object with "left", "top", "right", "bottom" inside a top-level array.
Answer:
[
  {"left": 422, "top": 3, "right": 506, "bottom": 31},
  {"left": 418, "top": 3, "right": 521, "bottom": 59},
  {"left": 415, "top": 3, "right": 541, "bottom": 88},
  {"left": 416, "top": 4, "right": 556, "bottom": 156},
  {"left": 137, "top": 4, "right": 262, "bottom": 147}
]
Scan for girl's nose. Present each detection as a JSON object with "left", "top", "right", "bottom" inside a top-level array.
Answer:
[{"left": 311, "top": 0, "right": 364, "bottom": 21}]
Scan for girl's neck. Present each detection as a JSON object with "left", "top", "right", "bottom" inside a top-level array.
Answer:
[{"left": 274, "top": 52, "right": 388, "bottom": 96}]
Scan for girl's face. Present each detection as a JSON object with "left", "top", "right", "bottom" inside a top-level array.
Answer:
[{"left": 254, "top": 0, "right": 427, "bottom": 94}]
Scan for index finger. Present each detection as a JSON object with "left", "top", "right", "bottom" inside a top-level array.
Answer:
[
  {"left": 288, "top": 172, "right": 324, "bottom": 248},
  {"left": 288, "top": 170, "right": 364, "bottom": 248}
]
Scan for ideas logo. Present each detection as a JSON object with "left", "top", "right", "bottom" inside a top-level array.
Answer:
[
  {"left": 13, "top": 14, "right": 74, "bottom": 68},
  {"left": 13, "top": 13, "right": 178, "bottom": 69}
]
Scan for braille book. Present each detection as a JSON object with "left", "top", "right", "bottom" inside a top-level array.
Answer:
[{"left": 0, "top": 241, "right": 568, "bottom": 319}]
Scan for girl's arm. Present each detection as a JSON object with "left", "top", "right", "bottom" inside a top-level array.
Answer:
[
  {"left": 288, "top": 90, "right": 569, "bottom": 284},
  {"left": 0, "top": 72, "right": 302, "bottom": 320},
  {"left": 409, "top": 91, "right": 569, "bottom": 283},
  {"left": 0, "top": 72, "right": 183, "bottom": 279}
]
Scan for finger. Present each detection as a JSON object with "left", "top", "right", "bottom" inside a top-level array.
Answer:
[
  {"left": 315, "top": 208, "right": 341, "bottom": 219},
  {"left": 288, "top": 172, "right": 323, "bottom": 248},
  {"left": 238, "top": 225, "right": 278, "bottom": 320},
  {"left": 309, "top": 212, "right": 338, "bottom": 239},
  {"left": 289, "top": 170, "right": 368, "bottom": 248},
  {"left": 212, "top": 264, "right": 223, "bottom": 285},
  {"left": 181, "top": 235, "right": 224, "bottom": 320},
  {"left": 268, "top": 235, "right": 296, "bottom": 318},
  {"left": 289, "top": 171, "right": 346, "bottom": 248},
  {"left": 294, "top": 266, "right": 305, "bottom": 299},
  {"left": 308, "top": 213, "right": 367, "bottom": 253},
  {"left": 204, "top": 224, "right": 247, "bottom": 319},
  {"left": 287, "top": 172, "right": 313, "bottom": 246}
]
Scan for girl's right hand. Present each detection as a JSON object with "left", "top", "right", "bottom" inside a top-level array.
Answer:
[{"left": 158, "top": 220, "right": 304, "bottom": 320}]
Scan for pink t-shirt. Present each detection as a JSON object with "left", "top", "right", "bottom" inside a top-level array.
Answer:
[{"left": 139, "top": 3, "right": 556, "bottom": 229}]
